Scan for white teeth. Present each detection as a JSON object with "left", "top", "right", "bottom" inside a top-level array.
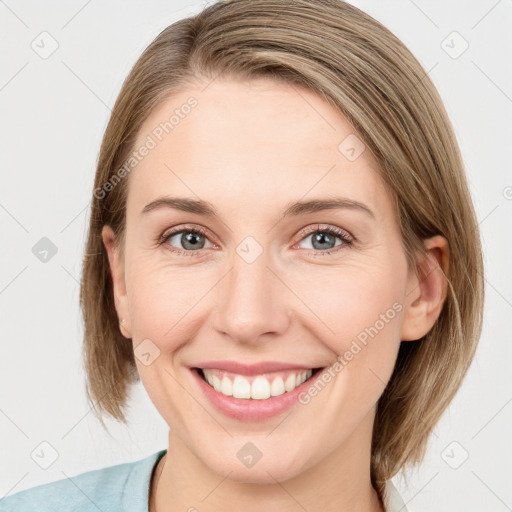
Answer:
[
  {"left": 232, "top": 376, "right": 251, "bottom": 399},
  {"left": 201, "top": 369, "right": 313, "bottom": 400},
  {"left": 251, "top": 376, "right": 271, "bottom": 400},
  {"left": 284, "top": 373, "right": 296, "bottom": 392},
  {"left": 221, "top": 376, "right": 233, "bottom": 396},
  {"left": 212, "top": 374, "right": 222, "bottom": 392},
  {"left": 270, "top": 376, "right": 285, "bottom": 397}
]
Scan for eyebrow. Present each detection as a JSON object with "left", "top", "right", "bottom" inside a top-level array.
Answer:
[{"left": 141, "top": 196, "right": 375, "bottom": 220}]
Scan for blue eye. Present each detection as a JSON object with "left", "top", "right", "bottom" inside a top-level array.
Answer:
[
  {"left": 296, "top": 225, "right": 353, "bottom": 256},
  {"left": 160, "top": 226, "right": 214, "bottom": 256},
  {"left": 159, "top": 224, "right": 353, "bottom": 257}
]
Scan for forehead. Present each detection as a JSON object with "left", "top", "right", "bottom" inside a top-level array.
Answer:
[{"left": 128, "top": 78, "right": 390, "bottom": 220}]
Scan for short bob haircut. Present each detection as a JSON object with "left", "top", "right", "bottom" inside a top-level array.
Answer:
[{"left": 80, "top": 0, "right": 484, "bottom": 501}]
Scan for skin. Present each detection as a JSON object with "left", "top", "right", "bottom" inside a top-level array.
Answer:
[{"left": 102, "top": 77, "right": 449, "bottom": 512}]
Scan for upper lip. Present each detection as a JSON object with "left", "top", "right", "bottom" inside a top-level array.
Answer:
[{"left": 192, "top": 360, "right": 321, "bottom": 376}]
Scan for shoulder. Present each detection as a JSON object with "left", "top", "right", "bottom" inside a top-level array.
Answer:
[{"left": 0, "top": 449, "right": 166, "bottom": 512}]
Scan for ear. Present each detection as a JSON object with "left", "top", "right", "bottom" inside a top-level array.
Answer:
[
  {"left": 401, "top": 235, "right": 450, "bottom": 341},
  {"left": 102, "top": 225, "right": 132, "bottom": 339}
]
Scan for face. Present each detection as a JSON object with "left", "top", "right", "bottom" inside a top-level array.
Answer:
[{"left": 103, "top": 77, "right": 441, "bottom": 484}]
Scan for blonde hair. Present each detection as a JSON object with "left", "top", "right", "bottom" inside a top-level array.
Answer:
[{"left": 80, "top": 0, "right": 484, "bottom": 501}]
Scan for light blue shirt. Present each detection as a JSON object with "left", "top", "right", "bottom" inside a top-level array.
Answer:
[{"left": 0, "top": 449, "right": 408, "bottom": 511}]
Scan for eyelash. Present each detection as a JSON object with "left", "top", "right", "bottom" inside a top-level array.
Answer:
[{"left": 158, "top": 224, "right": 353, "bottom": 258}]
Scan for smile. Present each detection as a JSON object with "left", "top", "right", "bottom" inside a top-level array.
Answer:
[{"left": 198, "top": 368, "right": 321, "bottom": 399}]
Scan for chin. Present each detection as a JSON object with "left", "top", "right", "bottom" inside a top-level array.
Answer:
[{"left": 202, "top": 447, "right": 310, "bottom": 484}]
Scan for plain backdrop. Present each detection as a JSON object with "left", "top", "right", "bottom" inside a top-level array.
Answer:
[{"left": 1, "top": 1, "right": 511, "bottom": 510}]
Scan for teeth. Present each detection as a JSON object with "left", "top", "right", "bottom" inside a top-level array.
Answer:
[
  {"left": 270, "top": 376, "right": 285, "bottom": 397},
  {"left": 232, "top": 376, "right": 251, "bottom": 399},
  {"left": 284, "top": 373, "right": 296, "bottom": 392},
  {"left": 212, "top": 374, "right": 221, "bottom": 392},
  {"left": 201, "top": 369, "right": 313, "bottom": 400},
  {"left": 251, "top": 376, "right": 270, "bottom": 400},
  {"left": 221, "top": 376, "right": 233, "bottom": 396}
]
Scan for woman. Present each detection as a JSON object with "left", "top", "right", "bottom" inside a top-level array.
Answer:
[{"left": 1, "top": 0, "right": 484, "bottom": 510}]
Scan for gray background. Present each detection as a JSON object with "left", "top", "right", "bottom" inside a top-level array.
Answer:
[{"left": 1, "top": 0, "right": 511, "bottom": 510}]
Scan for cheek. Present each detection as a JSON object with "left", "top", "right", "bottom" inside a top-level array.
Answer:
[
  {"left": 289, "top": 259, "right": 406, "bottom": 365},
  {"left": 125, "top": 257, "right": 215, "bottom": 346}
]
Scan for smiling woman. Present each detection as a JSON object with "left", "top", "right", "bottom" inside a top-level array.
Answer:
[{"left": 1, "top": 0, "right": 484, "bottom": 511}]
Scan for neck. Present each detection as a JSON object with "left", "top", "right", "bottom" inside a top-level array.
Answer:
[{"left": 151, "top": 413, "right": 384, "bottom": 512}]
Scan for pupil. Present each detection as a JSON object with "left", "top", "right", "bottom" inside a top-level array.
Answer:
[
  {"left": 182, "top": 232, "right": 204, "bottom": 250},
  {"left": 313, "top": 232, "right": 334, "bottom": 250}
]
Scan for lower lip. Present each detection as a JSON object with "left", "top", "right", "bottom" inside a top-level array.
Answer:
[{"left": 190, "top": 367, "right": 324, "bottom": 421}]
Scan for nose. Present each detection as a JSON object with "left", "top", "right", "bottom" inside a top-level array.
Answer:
[{"left": 212, "top": 252, "right": 291, "bottom": 345}]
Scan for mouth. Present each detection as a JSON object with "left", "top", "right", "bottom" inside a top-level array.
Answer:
[{"left": 194, "top": 366, "right": 324, "bottom": 400}]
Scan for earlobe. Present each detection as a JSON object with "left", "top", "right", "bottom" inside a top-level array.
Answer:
[
  {"left": 400, "top": 235, "right": 450, "bottom": 342},
  {"left": 101, "top": 225, "right": 132, "bottom": 338}
]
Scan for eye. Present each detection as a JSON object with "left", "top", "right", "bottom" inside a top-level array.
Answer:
[
  {"left": 295, "top": 224, "right": 353, "bottom": 256},
  {"left": 159, "top": 225, "right": 215, "bottom": 256},
  {"left": 158, "top": 223, "right": 353, "bottom": 257}
]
